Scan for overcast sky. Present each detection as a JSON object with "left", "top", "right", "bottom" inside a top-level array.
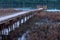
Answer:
[{"left": 48, "top": 0, "right": 58, "bottom": 1}]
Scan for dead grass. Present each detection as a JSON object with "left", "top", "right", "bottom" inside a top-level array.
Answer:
[
  {"left": 37, "top": 11, "right": 60, "bottom": 21},
  {"left": 25, "top": 12, "right": 60, "bottom": 40},
  {"left": 0, "top": 8, "right": 22, "bottom": 17}
]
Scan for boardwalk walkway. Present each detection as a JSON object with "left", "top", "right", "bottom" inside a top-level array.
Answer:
[
  {"left": 0, "top": 8, "right": 43, "bottom": 24},
  {"left": 0, "top": 8, "right": 44, "bottom": 40}
]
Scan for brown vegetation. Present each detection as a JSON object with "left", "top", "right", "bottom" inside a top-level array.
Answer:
[
  {"left": 25, "top": 23, "right": 60, "bottom": 40},
  {"left": 0, "top": 8, "right": 22, "bottom": 17},
  {"left": 24, "top": 12, "right": 60, "bottom": 40},
  {"left": 8, "top": 11, "right": 60, "bottom": 40},
  {"left": 37, "top": 11, "right": 60, "bottom": 21}
]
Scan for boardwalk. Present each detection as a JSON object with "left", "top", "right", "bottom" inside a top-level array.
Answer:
[
  {"left": 0, "top": 8, "right": 43, "bottom": 24},
  {"left": 0, "top": 8, "right": 43, "bottom": 40}
]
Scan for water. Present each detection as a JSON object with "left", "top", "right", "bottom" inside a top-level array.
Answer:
[
  {"left": 45, "top": 9, "right": 60, "bottom": 12},
  {"left": 15, "top": 7, "right": 60, "bottom": 12},
  {"left": 18, "top": 30, "right": 30, "bottom": 40},
  {"left": 14, "top": 8, "right": 35, "bottom": 11}
]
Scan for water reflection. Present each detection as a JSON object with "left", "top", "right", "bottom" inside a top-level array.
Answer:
[
  {"left": 25, "top": 17, "right": 27, "bottom": 22},
  {"left": 21, "top": 19, "right": 24, "bottom": 23},
  {"left": 46, "top": 9, "right": 60, "bottom": 12},
  {"left": 2, "top": 28, "right": 9, "bottom": 35},
  {"left": 18, "top": 30, "right": 30, "bottom": 40}
]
